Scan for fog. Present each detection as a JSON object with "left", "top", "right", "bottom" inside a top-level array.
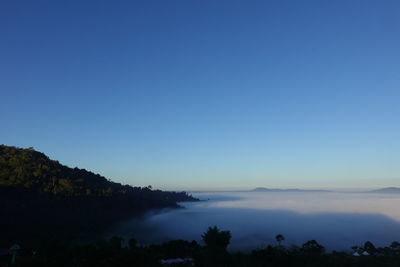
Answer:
[{"left": 108, "top": 191, "right": 400, "bottom": 251}]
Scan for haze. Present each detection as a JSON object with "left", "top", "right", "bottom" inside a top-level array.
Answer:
[{"left": 110, "top": 191, "right": 400, "bottom": 251}]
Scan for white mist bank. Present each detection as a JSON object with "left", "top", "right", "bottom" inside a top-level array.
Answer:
[
  {"left": 109, "top": 191, "right": 400, "bottom": 251},
  {"left": 194, "top": 191, "right": 400, "bottom": 222}
]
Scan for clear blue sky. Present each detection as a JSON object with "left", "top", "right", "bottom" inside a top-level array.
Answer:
[{"left": 1, "top": 0, "right": 399, "bottom": 190}]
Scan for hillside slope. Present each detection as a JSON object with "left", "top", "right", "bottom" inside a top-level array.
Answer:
[{"left": 0, "top": 145, "right": 196, "bottom": 244}]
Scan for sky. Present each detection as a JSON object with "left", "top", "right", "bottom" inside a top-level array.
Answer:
[{"left": 0, "top": 0, "right": 399, "bottom": 190}]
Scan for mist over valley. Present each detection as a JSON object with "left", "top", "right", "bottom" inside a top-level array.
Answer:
[{"left": 110, "top": 191, "right": 400, "bottom": 252}]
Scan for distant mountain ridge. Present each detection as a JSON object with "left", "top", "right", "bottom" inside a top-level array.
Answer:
[
  {"left": 251, "top": 187, "right": 400, "bottom": 194},
  {"left": 251, "top": 187, "right": 330, "bottom": 192},
  {"left": 368, "top": 187, "right": 400, "bottom": 194}
]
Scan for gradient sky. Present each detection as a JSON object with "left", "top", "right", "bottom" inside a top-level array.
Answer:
[{"left": 1, "top": 0, "right": 399, "bottom": 190}]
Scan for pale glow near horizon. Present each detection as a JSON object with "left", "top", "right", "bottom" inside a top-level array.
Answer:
[{"left": 196, "top": 192, "right": 400, "bottom": 222}]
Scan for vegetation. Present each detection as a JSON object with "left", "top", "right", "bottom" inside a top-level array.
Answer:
[
  {"left": 201, "top": 226, "right": 231, "bottom": 250},
  {"left": 275, "top": 234, "right": 284, "bottom": 246},
  {"left": 0, "top": 145, "right": 197, "bottom": 244},
  {"left": 2, "top": 227, "right": 400, "bottom": 267},
  {"left": 2, "top": 145, "right": 400, "bottom": 266}
]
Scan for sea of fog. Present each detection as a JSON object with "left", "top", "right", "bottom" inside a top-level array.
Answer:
[{"left": 108, "top": 191, "right": 400, "bottom": 252}]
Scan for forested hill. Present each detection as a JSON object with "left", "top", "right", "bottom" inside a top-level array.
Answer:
[
  {"left": 0, "top": 145, "right": 191, "bottom": 199},
  {"left": 0, "top": 144, "right": 135, "bottom": 196},
  {"left": 0, "top": 145, "right": 197, "bottom": 244}
]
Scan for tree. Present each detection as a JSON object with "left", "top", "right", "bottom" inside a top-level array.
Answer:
[
  {"left": 129, "top": 238, "right": 137, "bottom": 249},
  {"left": 201, "top": 226, "right": 231, "bottom": 250},
  {"left": 363, "top": 241, "right": 376, "bottom": 254},
  {"left": 301, "top": 240, "right": 325, "bottom": 255},
  {"left": 275, "top": 234, "right": 285, "bottom": 246},
  {"left": 390, "top": 241, "right": 400, "bottom": 250},
  {"left": 110, "top": 236, "right": 123, "bottom": 250}
]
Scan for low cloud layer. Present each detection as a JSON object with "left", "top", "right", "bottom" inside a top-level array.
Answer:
[{"left": 109, "top": 192, "right": 400, "bottom": 251}]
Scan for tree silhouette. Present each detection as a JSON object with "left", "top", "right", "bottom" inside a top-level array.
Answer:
[
  {"left": 275, "top": 234, "right": 285, "bottom": 246},
  {"left": 128, "top": 238, "right": 137, "bottom": 249},
  {"left": 391, "top": 241, "right": 400, "bottom": 250},
  {"left": 364, "top": 241, "right": 376, "bottom": 254},
  {"left": 201, "top": 226, "right": 231, "bottom": 250},
  {"left": 301, "top": 240, "right": 325, "bottom": 255},
  {"left": 110, "top": 236, "right": 123, "bottom": 250}
]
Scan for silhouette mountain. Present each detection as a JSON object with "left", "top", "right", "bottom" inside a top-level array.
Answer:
[
  {"left": 0, "top": 145, "right": 197, "bottom": 244},
  {"left": 369, "top": 187, "right": 400, "bottom": 194},
  {"left": 251, "top": 187, "right": 330, "bottom": 192}
]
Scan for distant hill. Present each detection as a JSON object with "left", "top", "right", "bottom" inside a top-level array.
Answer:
[
  {"left": 251, "top": 187, "right": 330, "bottom": 193},
  {"left": 369, "top": 187, "right": 400, "bottom": 194},
  {"left": 0, "top": 145, "right": 197, "bottom": 244}
]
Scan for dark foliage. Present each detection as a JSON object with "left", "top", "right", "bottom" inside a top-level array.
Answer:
[
  {"left": 275, "top": 234, "right": 284, "bottom": 246},
  {"left": 2, "top": 145, "right": 400, "bottom": 266},
  {"left": 2, "top": 230, "right": 400, "bottom": 267},
  {"left": 301, "top": 239, "right": 325, "bottom": 255},
  {"left": 201, "top": 226, "right": 231, "bottom": 250},
  {"left": 0, "top": 145, "right": 197, "bottom": 244}
]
